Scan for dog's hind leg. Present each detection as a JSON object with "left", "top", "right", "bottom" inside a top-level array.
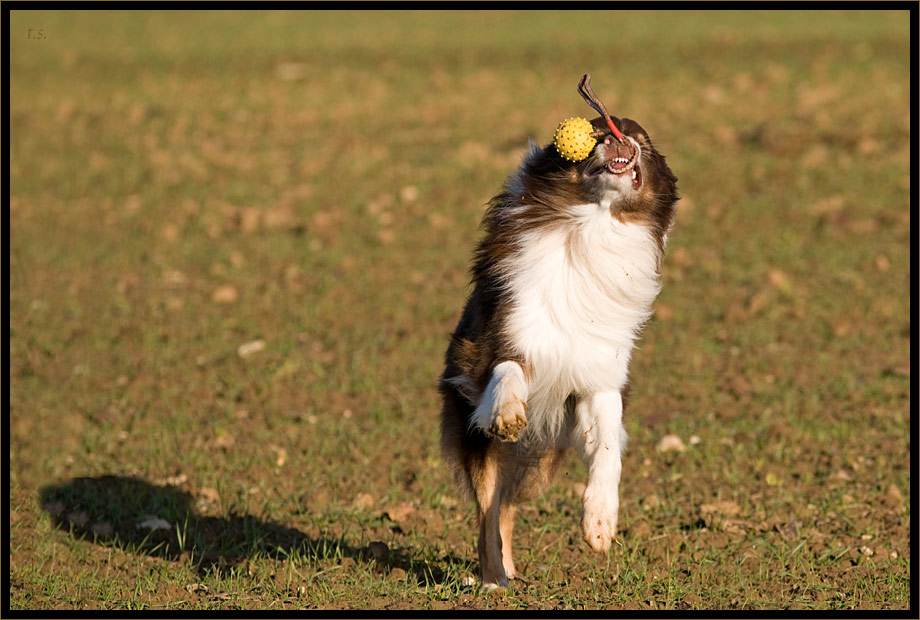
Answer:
[
  {"left": 498, "top": 499, "right": 518, "bottom": 580},
  {"left": 472, "top": 444, "right": 507, "bottom": 591},
  {"left": 497, "top": 446, "right": 569, "bottom": 583}
]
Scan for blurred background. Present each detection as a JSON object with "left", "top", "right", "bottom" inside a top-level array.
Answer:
[{"left": 9, "top": 9, "right": 910, "bottom": 610}]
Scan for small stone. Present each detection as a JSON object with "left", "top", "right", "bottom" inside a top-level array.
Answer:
[
  {"left": 164, "top": 473, "right": 188, "bottom": 486},
  {"left": 198, "top": 487, "right": 220, "bottom": 505},
  {"left": 439, "top": 495, "right": 459, "bottom": 509},
  {"left": 210, "top": 431, "right": 235, "bottom": 450},
  {"left": 700, "top": 500, "right": 741, "bottom": 516},
  {"left": 657, "top": 434, "right": 686, "bottom": 453},
  {"left": 137, "top": 518, "right": 172, "bottom": 531},
  {"left": 353, "top": 493, "right": 375, "bottom": 509},
  {"left": 211, "top": 285, "right": 239, "bottom": 304},
  {"left": 237, "top": 339, "right": 266, "bottom": 358},
  {"left": 399, "top": 186, "right": 419, "bottom": 203}
]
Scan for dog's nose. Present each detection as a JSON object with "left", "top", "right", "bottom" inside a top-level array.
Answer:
[{"left": 602, "top": 137, "right": 633, "bottom": 161}]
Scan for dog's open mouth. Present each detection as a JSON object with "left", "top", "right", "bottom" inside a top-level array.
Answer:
[
  {"left": 607, "top": 151, "right": 637, "bottom": 173},
  {"left": 590, "top": 137, "right": 642, "bottom": 189},
  {"left": 608, "top": 152, "right": 642, "bottom": 189}
]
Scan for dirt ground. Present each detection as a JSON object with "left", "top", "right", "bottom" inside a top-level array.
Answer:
[{"left": 8, "top": 9, "right": 911, "bottom": 611}]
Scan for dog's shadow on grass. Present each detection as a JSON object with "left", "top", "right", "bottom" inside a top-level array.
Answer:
[{"left": 38, "top": 475, "right": 468, "bottom": 584}]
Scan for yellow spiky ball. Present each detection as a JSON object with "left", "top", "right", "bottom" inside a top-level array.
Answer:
[{"left": 553, "top": 117, "right": 596, "bottom": 161}]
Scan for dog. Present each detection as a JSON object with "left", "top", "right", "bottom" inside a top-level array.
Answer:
[{"left": 439, "top": 97, "right": 678, "bottom": 591}]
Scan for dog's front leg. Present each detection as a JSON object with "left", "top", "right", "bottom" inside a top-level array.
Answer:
[
  {"left": 472, "top": 360, "right": 528, "bottom": 442},
  {"left": 574, "top": 391, "right": 627, "bottom": 553}
]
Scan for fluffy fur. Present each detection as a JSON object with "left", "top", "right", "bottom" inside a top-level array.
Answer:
[{"left": 440, "top": 115, "right": 678, "bottom": 591}]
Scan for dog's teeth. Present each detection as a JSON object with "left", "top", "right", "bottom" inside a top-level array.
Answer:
[{"left": 632, "top": 170, "right": 637, "bottom": 180}]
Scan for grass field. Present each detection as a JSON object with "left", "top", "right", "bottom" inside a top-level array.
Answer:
[{"left": 8, "top": 9, "right": 912, "bottom": 611}]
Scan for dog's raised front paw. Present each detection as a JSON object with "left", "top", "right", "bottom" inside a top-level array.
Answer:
[{"left": 488, "top": 399, "right": 527, "bottom": 442}]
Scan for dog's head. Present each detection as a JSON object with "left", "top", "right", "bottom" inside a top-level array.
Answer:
[{"left": 507, "top": 115, "right": 678, "bottom": 242}]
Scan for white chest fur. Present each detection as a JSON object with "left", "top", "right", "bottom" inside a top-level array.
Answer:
[{"left": 500, "top": 205, "right": 663, "bottom": 441}]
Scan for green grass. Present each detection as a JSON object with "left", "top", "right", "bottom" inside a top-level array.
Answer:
[{"left": 9, "top": 8, "right": 911, "bottom": 611}]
